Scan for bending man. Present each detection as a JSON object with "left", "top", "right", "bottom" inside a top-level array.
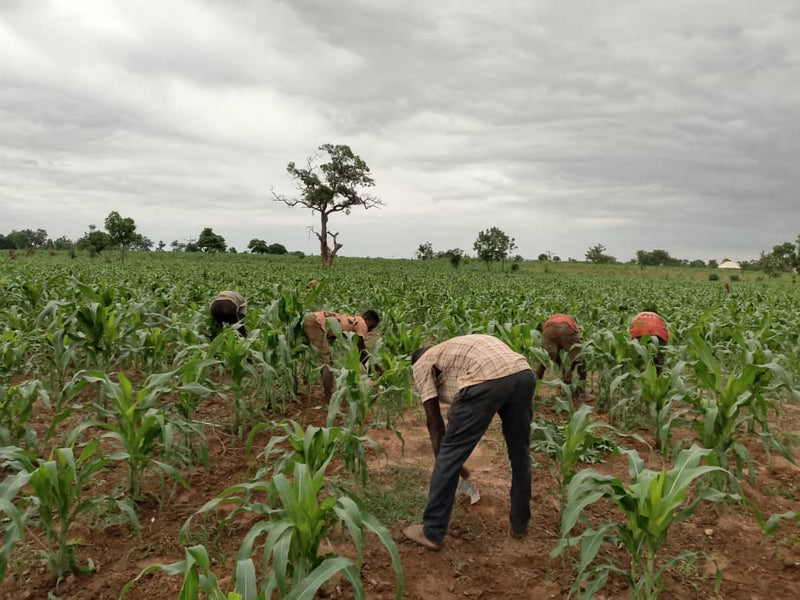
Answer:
[
  {"left": 630, "top": 308, "right": 669, "bottom": 374},
  {"left": 536, "top": 313, "right": 586, "bottom": 392},
  {"left": 210, "top": 290, "right": 247, "bottom": 337},
  {"left": 404, "top": 334, "right": 536, "bottom": 551},
  {"left": 302, "top": 310, "right": 380, "bottom": 401}
]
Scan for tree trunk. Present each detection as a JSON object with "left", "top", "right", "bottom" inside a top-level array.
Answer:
[
  {"left": 318, "top": 211, "right": 343, "bottom": 268},
  {"left": 319, "top": 212, "right": 332, "bottom": 267}
]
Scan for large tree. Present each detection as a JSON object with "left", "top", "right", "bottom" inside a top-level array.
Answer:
[
  {"left": 416, "top": 242, "right": 434, "bottom": 260},
  {"left": 9, "top": 228, "right": 48, "bottom": 249},
  {"left": 473, "top": 227, "right": 517, "bottom": 270},
  {"left": 104, "top": 211, "right": 137, "bottom": 260},
  {"left": 76, "top": 225, "right": 112, "bottom": 257},
  {"left": 272, "top": 143, "right": 383, "bottom": 267},
  {"left": 248, "top": 238, "right": 270, "bottom": 254},
  {"left": 196, "top": 227, "right": 227, "bottom": 253},
  {"left": 104, "top": 211, "right": 151, "bottom": 258},
  {"left": 585, "top": 243, "right": 616, "bottom": 264},
  {"left": 635, "top": 249, "right": 681, "bottom": 267}
]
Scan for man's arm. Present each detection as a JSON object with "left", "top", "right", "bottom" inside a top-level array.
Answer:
[
  {"left": 423, "top": 398, "right": 469, "bottom": 479},
  {"left": 357, "top": 336, "right": 382, "bottom": 375}
]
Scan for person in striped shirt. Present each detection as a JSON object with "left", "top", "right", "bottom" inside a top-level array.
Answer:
[
  {"left": 404, "top": 334, "right": 535, "bottom": 551},
  {"left": 536, "top": 314, "right": 587, "bottom": 392}
]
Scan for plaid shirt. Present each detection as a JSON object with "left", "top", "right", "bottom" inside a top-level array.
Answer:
[{"left": 412, "top": 334, "right": 531, "bottom": 404}]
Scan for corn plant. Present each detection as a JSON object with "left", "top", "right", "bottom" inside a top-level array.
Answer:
[
  {"left": 0, "top": 467, "right": 32, "bottom": 583},
  {"left": 552, "top": 445, "right": 734, "bottom": 600},
  {"left": 249, "top": 327, "right": 311, "bottom": 413},
  {"left": 40, "top": 329, "right": 77, "bottom": 408},
  {"left": 371, "top": 348, "right": 415, "bottom": 429},
  {"left": 0, "top": 330, "right": 32, "bottom": 383},
  {"left": 71, "top": 300, "right": 120, "bottom": 372},
  {"left": 685, "top": 332, "right": 796, "bottom": 488},
  {"left": 185, "top": 460, "right": 403, "bottom": 599},
  {"left": 146, "top": 356, "right": 220, "bottom": 421},
  {"left": 492, "top": 321, "right": 544, "bottom": 364},
  {"left": 247, "top": 420, "right": 377, "bottom": 488},
  {"left": 126, "top": 326, "right": 169, "bottom": 371},
  {"left": 0, "top": 379, "right": 48, "bottom": 451},
  {"left": 66, "top": 371, "right": 192, "bottom": 502},
  {"left": 0, "top": 442, "right": 139, "bottom": 579},
  {"left": 530, "top": 404, "right": 621, "bottom": 515},
  {"left": 583, "top": 330, "right": 643, "bottom": 413},
  {"left": 327, "top": 341, "right": 383, "bottom": 486},
  {"left": 637, "top": 360, "right": 691, "bottom": 457},
  {"left": 209, "top": 329, "right": 258, "bottom": 437},
  {"left": 122, "top": 544, "right": 247, "bottom": 600}
]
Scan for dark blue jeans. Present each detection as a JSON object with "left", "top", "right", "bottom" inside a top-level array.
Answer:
[{"left": 422, "top": 369, "right": 535, "bottom": 544}]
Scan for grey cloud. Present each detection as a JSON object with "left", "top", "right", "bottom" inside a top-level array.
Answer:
[{"left": 1, "top": 0, "right": 799, "bottom": 263}]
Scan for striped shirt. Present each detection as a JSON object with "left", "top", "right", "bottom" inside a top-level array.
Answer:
[{"left": 413, "top": 334, "right": 531, "bottom": 404}]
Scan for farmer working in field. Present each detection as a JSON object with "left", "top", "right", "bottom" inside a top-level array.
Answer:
[
  {"left": 536, "top": 314, "right": 587, "bottom": 394},
  {"left": 210, "top": 290, "right": 247, "bottom": 337},
  {"left": 302, "top": 309, "right": 380, "bottom": 401},
  {"left": 629, "top": 308, "right": 669, "bottom": 374},
  {"left": 404, "top": 334, "right": 536, "bottom": 551}
]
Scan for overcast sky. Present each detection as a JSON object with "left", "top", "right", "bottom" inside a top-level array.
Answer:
[{"left": 2, "top": 1, "right": 799, "bottom": 261}]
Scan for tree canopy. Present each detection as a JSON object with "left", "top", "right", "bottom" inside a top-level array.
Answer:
[
  {"left": 76, "top": 225, "right": 112, "bottom": 257},
  {"left": 104, "top": 211, "right": 149, "bottom": 259},
  {"left": 473, "top": 227, "right": 517, "bottom": 269},
  {"left": 248, "top": 239, "right": 289, "bottom": 255},
  {"left": 416, "top": 242, "right": 434, "bottom": 260},
  {"left": 635, "top": 249, "right": 682, "bottom": 267},
  {"left": 585, "top": 244, "right": 616, "bottom": 264},
  {"left": 272, "top": 143, "right": 382, "bottom": 267},
  {"left": 197, "top": 228, "right": 227, "bottom": 253}
]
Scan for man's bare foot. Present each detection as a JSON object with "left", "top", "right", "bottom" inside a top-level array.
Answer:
[{"left": 403, "top": 525, "right": 442, "bottom": 551}]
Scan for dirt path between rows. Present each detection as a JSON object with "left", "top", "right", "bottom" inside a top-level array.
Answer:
[{"left": 2, "top": 393, "right": 799, "bottom": 600}]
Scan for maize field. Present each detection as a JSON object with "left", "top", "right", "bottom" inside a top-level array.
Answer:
[{"left": 1, "top": 252, "right": 798, "bottom": 600}]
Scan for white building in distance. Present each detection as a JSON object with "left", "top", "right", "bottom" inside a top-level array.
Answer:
[{"left": 718, "top": 261, "right": 741, "bottom": 270}]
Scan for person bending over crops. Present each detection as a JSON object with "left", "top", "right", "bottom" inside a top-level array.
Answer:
[
  {"left": 630, "top": 308, "right": 669, "bottom": 374},
  {"left": 302, "top": 309, "right": 380, "bottom": 401},
  {"left": 210, "top": 290, "right": 247, "bottom": 337},
  {"left": 404, "top": 334, "right": 535, "bottom": 551},
  {"left": 536, "top": 314, "right": 587, "bottom": 393}
]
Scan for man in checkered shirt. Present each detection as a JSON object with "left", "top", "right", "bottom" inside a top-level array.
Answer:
[{"left": 404, "top": 334, "right": 536, "bottom": 551}]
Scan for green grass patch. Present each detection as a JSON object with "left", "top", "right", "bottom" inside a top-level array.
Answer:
[{"left": 363, "top": 464, "right": 429, "bottom": 524}]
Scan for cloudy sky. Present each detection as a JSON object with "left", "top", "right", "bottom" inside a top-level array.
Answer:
[{"left": 2, "top": 0, "right": 799, "bottom": 261}]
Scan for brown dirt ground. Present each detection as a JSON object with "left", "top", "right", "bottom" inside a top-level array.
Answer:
[{"left": 1, "top": 384, "right": 799, "bottom": 600}]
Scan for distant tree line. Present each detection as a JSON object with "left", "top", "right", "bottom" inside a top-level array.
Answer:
[
  {"left": 3, "top": 215, "right": 297, "bottom": 259},
  {"left": 416, "top": 227, "right": 524, "bottom": 270},
  {"left": 751, "top": 236, "right": 800, "bottom": 277}
]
